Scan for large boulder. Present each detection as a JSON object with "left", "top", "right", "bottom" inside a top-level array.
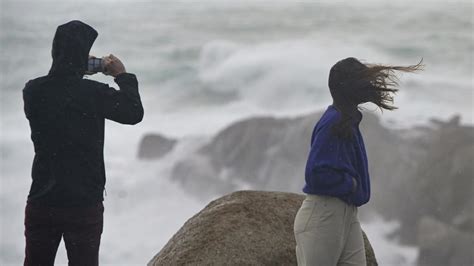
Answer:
[
  {"left": 137, "top": 133, "right": 177, "bottom": 159},
  {"left": 148, "top": 190, "right": 377, "bottom": 266}
]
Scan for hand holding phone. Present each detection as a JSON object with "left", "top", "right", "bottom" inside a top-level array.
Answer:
[
  {"left": 103, "top": 54, "right": 126, "bottom": 77},
  {"left": 86, "top": 55, "right": 104, "bottom": 75}
]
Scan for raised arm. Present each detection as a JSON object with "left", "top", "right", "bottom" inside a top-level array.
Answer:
[{"left": 99, "top": 54, "right": 144, "bottom": 125}]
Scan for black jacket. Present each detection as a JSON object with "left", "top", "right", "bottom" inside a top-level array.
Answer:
[{"left": 23, "top": 20, "right": 144, "bottom": 207}]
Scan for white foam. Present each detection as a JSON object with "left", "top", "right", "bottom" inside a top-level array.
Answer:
[{"left": 362, "top": 215, "right": 419, "bottom": 266}]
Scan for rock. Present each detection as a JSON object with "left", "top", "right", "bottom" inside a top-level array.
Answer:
[
  {"left": 148, "top": 190, "right": 377, "bottom": 266},
  {"left": 393, "top": 118, "right": 474, "bottom": 244},
  {"left": 137, "top": 133, "right": 177, "bottom": 159},
  {"left": 171, "top": 114, "right": 318, "bottom": 196},
  {"left": 417, "top": 216, "right": 474, "bottom": 266}
]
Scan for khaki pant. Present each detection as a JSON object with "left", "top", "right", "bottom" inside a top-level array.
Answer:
[{"left": 294, "top": 194, "right": 366, "bottom": 266}]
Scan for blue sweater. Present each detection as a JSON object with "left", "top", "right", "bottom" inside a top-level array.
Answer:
[{"left": 302, "top": 105, "right": 371, "bottom": 207}]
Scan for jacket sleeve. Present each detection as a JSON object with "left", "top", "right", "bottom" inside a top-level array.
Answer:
[
  {"left": 304, "top": 123, "right": 356, "bottom": 197},
  {"left": 99, "top": 73, "right": 144, "bottom": 125},
  {"left": 23, "top": 81, "right": 35, "bottom": 120}
]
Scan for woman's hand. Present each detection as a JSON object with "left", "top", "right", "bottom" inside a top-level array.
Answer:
[
  {"left": 351, "top": 176, "right": 357, "bottom": 193},
  {"left": 103, "top": 54, "right": 126, "bottom": 77}
]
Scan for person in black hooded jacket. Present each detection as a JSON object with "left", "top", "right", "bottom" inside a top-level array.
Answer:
[{"left": 22, "top": 20, "right": 143, "bottom": 266}]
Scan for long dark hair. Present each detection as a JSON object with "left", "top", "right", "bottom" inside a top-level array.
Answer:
[{"left": 328, "top": 57, "right": 423, "bottom": 139}]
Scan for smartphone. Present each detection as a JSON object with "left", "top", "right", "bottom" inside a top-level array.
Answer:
[{"left": 87, "top": 57, "right": 104, "bottom": 73}]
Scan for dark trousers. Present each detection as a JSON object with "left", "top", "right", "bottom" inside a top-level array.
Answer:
[{"left": 24, "top": 202, "right": 104, "bottom": 266}]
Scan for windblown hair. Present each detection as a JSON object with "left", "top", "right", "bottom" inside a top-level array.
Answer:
[{"left": 328, "top": 57, "right": 423, "bottom": 139}]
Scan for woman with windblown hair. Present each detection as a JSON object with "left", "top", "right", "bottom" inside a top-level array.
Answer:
[{"left": 293, "top": 57, "right": 422, "bottom": 266}]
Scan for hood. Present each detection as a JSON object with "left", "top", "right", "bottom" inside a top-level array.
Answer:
[{"left": 48, "top": 20, "right": 98, "bottom": 77}]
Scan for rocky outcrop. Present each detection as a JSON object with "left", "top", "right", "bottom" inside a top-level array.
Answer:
[
  {"left": 148, "top": 191, "right": 377, "bottom": 266},
  {"left": 169, "top": 114, "right": 316, "bottom": 198},
  {"left": 137, "top": 133, "right": 177, "bottom": 159},
  {"left": 387, "top": 115, "right": 474, "bottom": 244},
  {"left": 417, "top": 216, "right": 474, "bottom": 266}
]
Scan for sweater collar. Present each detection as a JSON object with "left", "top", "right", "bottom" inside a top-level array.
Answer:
[{"left": 328, "top": 104, "right": 363, "bottom": 125}]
